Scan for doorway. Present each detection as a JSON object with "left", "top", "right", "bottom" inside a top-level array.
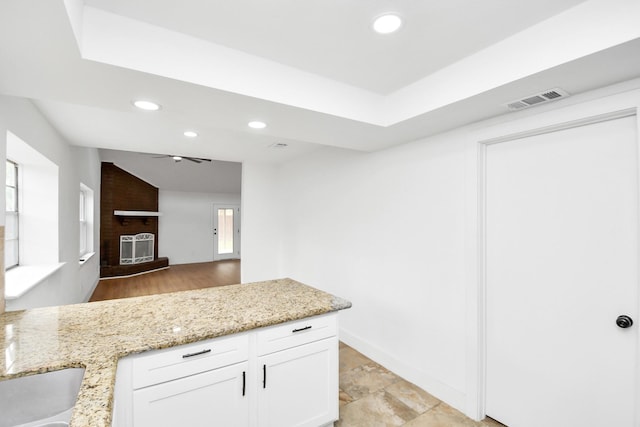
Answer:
[
  {"left": 482, "top": 113, "right": 639, "bottom": 426},
  {"left": 213, "top": 204, "right": 240, "bottom": 261}
]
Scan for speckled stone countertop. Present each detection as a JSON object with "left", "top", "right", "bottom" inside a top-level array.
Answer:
[{"left": 0, "top": 278, "right": 351, "bottom": 427}]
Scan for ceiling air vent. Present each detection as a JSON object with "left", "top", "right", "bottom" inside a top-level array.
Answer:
[
  {"left": 505, "top": 88, "right": 570, "bottom": 111},
  {"left": 269, "top": 142, "right": 289, "bottom": 149}
]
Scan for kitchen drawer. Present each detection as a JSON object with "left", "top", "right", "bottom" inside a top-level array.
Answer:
[
  {"left": 132, "top": 333, "right": 249, "bottom": 389},
  {"left": 256, "top": 313, "right": 337, "bottom": 356}
]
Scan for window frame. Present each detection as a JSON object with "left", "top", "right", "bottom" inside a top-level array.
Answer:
[
  {"left": 79, "top": 183, "right": 94, "bottom": 260},
  {"left": 79, "top": 188, "right": 87, "bottom": 256},
  {"left": 5, "top": 159, "right": 19, "bottom": 270}
]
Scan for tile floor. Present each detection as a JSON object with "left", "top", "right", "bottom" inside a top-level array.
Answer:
[{"left": 338, "top": 342, "right": 506, "bottom": 427}]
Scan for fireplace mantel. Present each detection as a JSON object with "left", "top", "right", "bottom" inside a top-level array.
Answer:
[
  {"left": 114, "top": 210, "right": 162, "bottom": 226},
  {"left": 114, "top": 210, "right": 162, "bottom": 216}
]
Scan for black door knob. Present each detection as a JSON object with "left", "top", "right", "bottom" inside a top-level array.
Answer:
[{"left": 616, "top": 315, "right": 633, "bottom": 329}]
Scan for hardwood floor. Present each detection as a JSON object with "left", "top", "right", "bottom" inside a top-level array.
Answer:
[{"left": 89, "top": 260, "right": 241, "bottom": 302}]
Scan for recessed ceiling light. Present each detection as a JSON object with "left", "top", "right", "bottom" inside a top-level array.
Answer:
[
  {"left": 133, "top": 100, "right": 161, "bottom": 111},
  {"left": 172, "top": 156, "right": 183, "bottom": 161},
  {"left": 183, "top": 130, "right": 198, "bottom": 138},
  {"left": 372, "top": 13, "right": 403, "bottom": 34},
  {"left": 248, "top": 121, "right": 267, "bottom": 129}
]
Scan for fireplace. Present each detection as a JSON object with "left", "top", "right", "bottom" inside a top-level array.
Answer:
[
  {"left": 120, "top": 233, "right": 155, "bottom": 265},
  {"left": 100, "top": 162, "right": 169, "bottom": 277}
]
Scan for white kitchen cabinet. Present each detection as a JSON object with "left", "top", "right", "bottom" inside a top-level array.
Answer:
[
  {"left": 113, "top": 333, "right": 250, "bottom": 427},
  {"left": 113, "top": 313, "right": 338, "bottom": 427},
  {"left": 257, "top": 337, "right": 338, "bottom": 427},
  {"left": 134, "top": 361, "right": 249, "bottom": 427}
]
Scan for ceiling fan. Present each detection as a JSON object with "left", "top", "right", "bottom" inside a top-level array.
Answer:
[{"left": 152, "top": 154, "right": 212, "bottom": 164}]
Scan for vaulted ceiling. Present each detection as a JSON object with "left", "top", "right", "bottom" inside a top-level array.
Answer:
[{"left": 1, "top": 0, "right": 639, "bottom": 164}]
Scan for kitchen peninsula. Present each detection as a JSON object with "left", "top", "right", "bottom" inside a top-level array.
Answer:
[{"left": 0, "top": 278, "right": 351, "bottom": 427}]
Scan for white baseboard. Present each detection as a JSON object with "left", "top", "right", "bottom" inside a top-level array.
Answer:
[{"left": 339, "top": 327, "right": 468, "bottom": 416}]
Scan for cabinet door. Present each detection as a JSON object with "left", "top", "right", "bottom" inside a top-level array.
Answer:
[
  {"left": 134, "top": 361, "right": 249, "bottom": 427},
  {"left": 258, "top": 337, "right": 338, "bottom": 427}
]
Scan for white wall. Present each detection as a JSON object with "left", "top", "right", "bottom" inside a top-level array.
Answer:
[
  {"left": 0, "top": 156, "right": 4, "bottom": 219},
  {"left": 239, "top": 78, "right": 640, "bottom": 417},
  {"left": 74, "top": 146, "right": 101, "bottom": 301},
  {"left": 240, "top": 131, "right": 474, "bottom": 409},
  {"left": 240, "top": 162, "right": 281, "bottom": 283},
  {"left": 158, "top": 190, "right": 240, "bottom": 265},
  {"left": 0, "top": 95, "right": 101, "bottom": 310},
  {"left": 277, "top": 136, "right": 469, "bottom": 408}
]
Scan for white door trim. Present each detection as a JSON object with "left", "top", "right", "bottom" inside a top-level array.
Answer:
[
  {"left": 464, "top": 90, "right": 640, "bottom": 423},
  {"left": 213, "top": 204, "right": 241, "bottom": 261}
]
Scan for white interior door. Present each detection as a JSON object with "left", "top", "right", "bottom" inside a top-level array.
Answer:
[
  {"left": 485, "top": 115, "right": 639, "bottom": 427},
  {"left": 213, "top": 204, "right": 240, "bottom": 261}
]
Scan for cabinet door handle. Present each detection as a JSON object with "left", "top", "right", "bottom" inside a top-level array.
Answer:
[
  {"left": 182, "top": 348, "right": 212, "bottom": 358},
  {"left": 242, "top": 371, "right": 246, "bottom": 396},
  {"left": 263, "top": 364, "right": 267, "bottom": 389},
  {"left": 292, "top": 325, "right": 312, "bottom": 333}
]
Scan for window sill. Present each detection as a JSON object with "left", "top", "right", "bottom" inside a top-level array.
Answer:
[
  {"left": 79, "top": 252, "right": 96, "bottom": 266},
  {"left": 5, "top": 263, "right": 66, "bottom": 300}
]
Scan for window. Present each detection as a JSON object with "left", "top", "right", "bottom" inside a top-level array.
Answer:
[
  {"left": 79, "top": 183, "right": 94, "bottom": 259},
  {"left": 5, "top": 131, "right": 59, "bottom": 266},
  {"left": 79, "top": 189, "right": 87, "bottom": 255},
  {"left": 5, "top": 160, "right": 19, "bottom": 269}
]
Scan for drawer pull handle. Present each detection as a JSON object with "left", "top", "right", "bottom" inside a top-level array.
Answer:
[
  {"left": 242, "top": 371, "right": 246, "bottom": 396},
  {"left": 182, "top": 348, "right": 212, "bottom": 358},
  {"left": 292, "top": 325, "right": 312, "bottom": 333}
]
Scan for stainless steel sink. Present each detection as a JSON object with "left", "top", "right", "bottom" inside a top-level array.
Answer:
[{"left": 0, "top": 368, "right": 85, "bottom": 427}]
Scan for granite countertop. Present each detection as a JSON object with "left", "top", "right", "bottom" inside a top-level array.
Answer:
[{"left": 0, "top": 278, "right": 351, "bottom": 427}]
